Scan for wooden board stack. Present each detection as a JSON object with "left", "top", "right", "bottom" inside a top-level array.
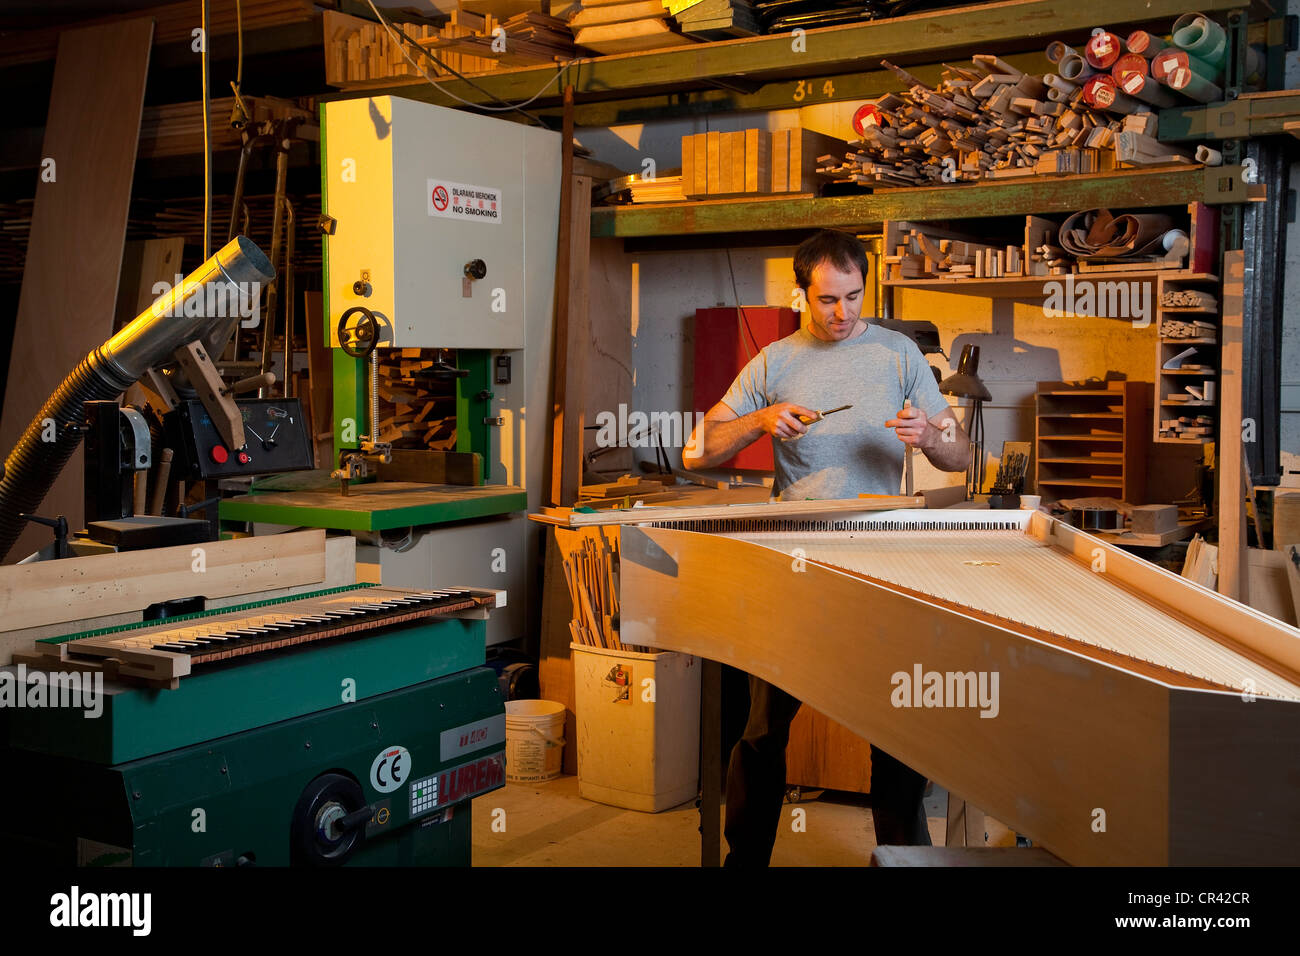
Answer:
[
  {"left": 680, "top": 127, "right": 846, "bottom": 199},
  {"left": 136, "top": 96, "right": 315, "bottom": 160},
  {"left": 569, "top": 0, "right": 697, "bottom": 54},
  {"left": 325, "top": 8, "right": 580, "bottom": 87},
  {"left": 1162, "top": 288, "right": 1218, "bottom": 309},
  {"left": 0, "top": 0, "right": 319, "bottom": 68},
  {"left": 595, "top": 172, "right": 687, "bottom": 204},
  {"left": 375, "top": 350, "right": 457, "bottom": 449},
  {"left": 672, "top": 0, "right": 761, "bottom": 39},
  {"left": 819, "top": 54, "right": 1195, "bottom": 190},
  {"left": 883, "top": 219, "right": 1036, "bottom": 281}
]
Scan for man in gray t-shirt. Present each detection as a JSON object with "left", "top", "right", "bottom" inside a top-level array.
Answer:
[{"left": 683, "top": 229, "right": 970, "bottom": 865}]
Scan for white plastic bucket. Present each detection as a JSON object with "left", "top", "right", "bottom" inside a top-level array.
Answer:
[{"left": 504, "top": 699, "right": 566, "bottom": 783}]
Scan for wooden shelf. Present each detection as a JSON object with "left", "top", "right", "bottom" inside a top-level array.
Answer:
[
  {"left": 1161, "top": 337, "right": 1217, "bottom": 344},
  {"left": 1162, "top": 369, "right": 1216, "bottom": 376},
  {"left": 1039, "top": 413, "right": 1123, "bottom": 419},
  {"left": 590, "top": 168, "right": 1207, "bottom": 238},
  {"left": 338, "top": 0, "right": 1240, "bottom": 116},
  {"left": 1038, "top": 478, "right": 1125, "bottom": 488},
  {"left": 1161, "top": 307, "right": 1219, "bottom": 314},
  {"left": 1040, "top": 434, "right": 1124, "bottom": 442},
  {"left": 1040, "top": 456, "right": 1123, "bottom": 465},
  {"left": 1036, "top": 381, "right": 1145, "bottom": 504}
]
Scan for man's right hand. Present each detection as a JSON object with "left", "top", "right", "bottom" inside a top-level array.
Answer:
[{"left": 757, "top": 402, "right": 818, "bottom": 440}]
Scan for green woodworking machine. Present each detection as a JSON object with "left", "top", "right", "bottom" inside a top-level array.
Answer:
[
  {"left": 0, "top": 571, "right": 507, "bottom": 866},
  {"left": 219, "top": 96, "right": 561, "bottom": 647}
]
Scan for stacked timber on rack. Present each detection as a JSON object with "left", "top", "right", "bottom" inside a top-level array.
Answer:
[
  {"left": 883, "top": 219, "right": 1041, "bottom": 280},
  {"left": 820, "top": 48, "right": 1200, "bottom": 190},
  {"left": 569, "top": 0, "right": 697, "bottom": 53},
  {"left": 594, "top": 172, "right": 687, "bottom": 204},
  {"left": 0, "top": 0, "right": 320, "bottom": 67},
  {"left": 680, "top": 128, "right": 846, "bottom": 199},
  {"left": 324, "top": 8, "right": 581, "bottom": 87},
  {"left": 137, "top": 96, "right": 316, "bottom": 160},
  {"left": 375, "top": 350, "right": 457, "bottom": 449},
  {"left": 672, "top": 0, "right": 761, "bottom": 39}
]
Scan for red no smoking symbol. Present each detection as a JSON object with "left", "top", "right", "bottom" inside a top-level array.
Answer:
[{"left": 432, "top": 186, "right": 449, "bottom": 211}]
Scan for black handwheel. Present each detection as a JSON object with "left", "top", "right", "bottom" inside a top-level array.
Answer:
[
  {"left": 290, "top": 772, "right": 369, "bottom": 866},
  {"left": 337, "top": 306, "right": 379, "bottom": 359}
]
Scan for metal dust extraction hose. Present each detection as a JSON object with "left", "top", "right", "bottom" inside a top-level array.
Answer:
[{"left": 0, "top": 235, "right": 274, "bottom": 561}]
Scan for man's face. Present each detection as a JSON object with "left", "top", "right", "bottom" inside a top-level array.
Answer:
[{"left": 804, "top": 261, "right": 866, "bottom": 342}]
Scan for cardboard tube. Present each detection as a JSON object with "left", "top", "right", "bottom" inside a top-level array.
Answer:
[
  {"left": 1126, "top": 30, "right": 1167, "bottom": 57},
  {"left": 1082, "top": 74, "right": 1139, "bottom": 114},
  {"left": 1059, "top": 52, "right": 1096, "bottom": 81},
  {"left": 1172, "top": 13, "right": 1227, "bottom": 68},
  {"left": 1153, "top": 49, "right": 1223, "bottom": 102},
  {"left": 1195, "top": 145, "right": 1223, "bottom": 165},
  {"left": 1046, "top": 41, "right": 1075, "bottom": 64},
  {"left": 1085, "top": 31, "right": 1124, "bottom": 70}
]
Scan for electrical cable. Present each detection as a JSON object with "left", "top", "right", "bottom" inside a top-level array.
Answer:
[
  {"left": 724, "top": 248, "right": 762, "bottom": 361},
  {"left": 201, "top": 0, "right": 211, "bottom": 259},
  {"left": 363, "top": 0, "right": 577, "bottom": 123}
]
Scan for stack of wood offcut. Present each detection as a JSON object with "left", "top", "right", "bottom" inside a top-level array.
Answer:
[
  {"left": 375, "top": 350, "right": 457, "bottom": 448},
  {"left": 680, "top": 127, "right": 848, "bottom": 199},
  {"left": 1162, "top": 288, "right": 1218, "bottom": 310},
  {"left": 568, "top": 0, "right": 697, "bottom": 54},
  {"left": 136, "top": 96, "right": 315, "bottom": 160},
  {"left": 818, "top": 55, "right": 1192, "bottom": 190},
  {"left": 325, "top": 8, "right": 581, "bottom": 87},
  {"left": 883, "top": 217, "right": 1049, "bottom": 281},
  {"left": 1160, "top": 318, "right": 1217, "bottom": 339},
  {"left": 672, "top": 0, "right": 760, "bottom": 39},
  {"left": 0, "top": 0, "right": 319, "bottom": 68}
]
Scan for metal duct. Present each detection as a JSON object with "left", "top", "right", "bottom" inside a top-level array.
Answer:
[{"left": 0, "top": 236, "right": 274, "bottom": 561}]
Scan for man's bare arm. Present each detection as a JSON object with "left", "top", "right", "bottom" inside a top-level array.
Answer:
[
  {"left": 682, "top": 401, "right": 816, "bottom": 471},
  {"left": 885, "top": 405, "right": 971, "bottom": 473}
]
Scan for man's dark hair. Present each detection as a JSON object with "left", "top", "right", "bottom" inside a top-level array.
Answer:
[{"left": 793, "top": 229, "right": 870, "bottom": 290}]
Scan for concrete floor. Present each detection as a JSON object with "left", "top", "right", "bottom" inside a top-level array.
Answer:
[{"left": 471, "top": 774, "right": 998, "bottom": 866}]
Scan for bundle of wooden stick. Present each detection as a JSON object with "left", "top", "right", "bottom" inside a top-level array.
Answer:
[
  {"left": 820, "top": 54, "right": 1192, "bottom": 189},
  {"left": 561, "top": 530, "right": 654, "bottom": 653},
  {"left": 1160, "top": 318, "right": 1217, "bottom": 340},
  {"left": 1161, "top": 289, "right": 1218, "bottom": 309}
]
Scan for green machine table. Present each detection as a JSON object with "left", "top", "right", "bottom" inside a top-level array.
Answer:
[
  {"left": 0, "top": 583, "right": 507, "bottom": 866},
  {"left": 219, "top": 472, "right": 527, "bottom": 532}
]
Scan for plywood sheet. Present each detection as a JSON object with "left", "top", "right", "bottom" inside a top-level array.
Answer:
[{"left": 1, "top": 19, "right": 154, "bottom": 563}]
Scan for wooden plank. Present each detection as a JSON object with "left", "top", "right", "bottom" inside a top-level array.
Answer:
[
  {"left": 584, "top": 238, "right": 634, "bottom": 474},
  {"left": 538, "top": 527, "right": 579, "bottom": 774},
  {"left": 113, "top": 238, "right": 185, "bottom": 332},
  {"left": 786, "top": 706, "right": 872, "bottom": 793},
  {"left": 1218, "top": 251, "right": 1247, "bottom": 602},
  {"left": 302, "top": 290, "right": 333, "bottom": 470},
  {"left": 549, "top": 87, "right": 577, "bottom": 506},
  {"left": 0, "top": 19, "right": 154, "bottom": 564},
  {"left": 591, "top": 168, "right": 1207, "bottom": 238},
  {"left": 560, "top": 495, "right": 924, "bottom": 526},
  {"left": 0, "top": 529, "right": 327, "bottom": 637},
  {"left": 376, "top": 448, "right": 482, "bottom": 485}
]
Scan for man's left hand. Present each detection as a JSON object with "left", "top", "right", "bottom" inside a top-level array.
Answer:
[{"left": 885, "top": 402, "right": 932, "bottom": 449}]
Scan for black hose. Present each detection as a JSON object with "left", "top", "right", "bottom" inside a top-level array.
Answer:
[{"left": 0, "top": 349, "right": 135, "bottom": 561}]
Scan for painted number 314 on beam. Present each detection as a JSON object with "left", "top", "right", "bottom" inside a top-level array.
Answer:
[{"left": 793, "top": 80, "right": 836, "bottom": 101}]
